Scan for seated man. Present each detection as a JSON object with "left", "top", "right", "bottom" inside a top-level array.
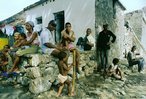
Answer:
[
  {"left": 40, "top": 20, "right": 62, "bottom": 57},
  {"left": 84, "top": 28, "right": 95, "bottom": 51},
  {"left": 127, "top": 46, "right": 145, "bottom": 72}
]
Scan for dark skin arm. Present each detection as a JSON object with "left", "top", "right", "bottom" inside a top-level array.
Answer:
[
  {"left": 23, "top": 32, "right": 37, "bottom": 45},
  {"left": 62, "top": 31, "right": 75, "bottom": 42},
  {"left": 44, "top": 43, "right": 62, "bottom": 50},
  {"left": 0, "top": 61, "right": 8, "bottom": 66},
  {"left": 13, "top": 40, "right": 26, "bottom": 48},
  {"left": 63, "top": 63, "right": 73, "bottom": 71}
]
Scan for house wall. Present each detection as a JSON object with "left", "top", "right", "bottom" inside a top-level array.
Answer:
[
  {"left": 125, "top": 10, "right": 143, "bottom": 40},
  {"left": 141, "top": 7, "right": 146, "bottom": 50},
  {"left": 125, "top": 7, "right": 146, "bottom": 58},
  {"left": 95, "top": 0, "right": 126, "bottom": 65},
  {"left": 25, "top": 0, "right": 95, "bottom": 43}
]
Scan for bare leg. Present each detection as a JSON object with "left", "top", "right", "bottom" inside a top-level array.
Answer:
[
  {"left": 65, "top": 80, "right": 72, "bottom": 96},
  {"left": 75, "top": 49, "right": 80, "bottom": 74},
  {"left": 9, "top": 55, "right": 20, "bottom": 72},
  {"left": 57, "top": 83, "right": 64, "bottom": 97}
]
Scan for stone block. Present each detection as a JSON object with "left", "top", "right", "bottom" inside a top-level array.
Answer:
[
  {"left": 26, "top": 67, "right": 41, "bottom": 79},
  {"left": 29, "top": 77, "right": 52, "bottom": 94}
]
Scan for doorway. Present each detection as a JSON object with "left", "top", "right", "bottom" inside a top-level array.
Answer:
[{"left": 54, "top": 11, "right": 64, "bottom": 43}]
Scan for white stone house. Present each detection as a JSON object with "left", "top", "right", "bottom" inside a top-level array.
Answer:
[{"left": 1, "top": 0, "right": 126, "bottom": 59}]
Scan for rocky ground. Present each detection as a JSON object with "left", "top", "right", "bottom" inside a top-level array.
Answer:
[{"left": 0, "top": 61, "right": 146, "bottom": 99}]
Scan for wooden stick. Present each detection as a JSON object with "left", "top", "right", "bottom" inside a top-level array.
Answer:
[{"left": 71, "top": 50, "right": 76, "bottom": 94}]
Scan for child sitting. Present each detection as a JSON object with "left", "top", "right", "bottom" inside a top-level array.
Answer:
[
  {"left": 57, "top": 51, "right": 73, "bottom": 97},
  {"left": 0, "top": 52, "right": 8, "bottom": 72},
  {"left": 107, "top": 58, "right": 123, "bottom": 80}
]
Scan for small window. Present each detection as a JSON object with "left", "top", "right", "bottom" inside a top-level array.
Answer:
[{"left": 36, "top": 17, "right": 42, "bottom": 24}]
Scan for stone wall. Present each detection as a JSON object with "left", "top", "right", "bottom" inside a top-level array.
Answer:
[
  {"left": 125, "top": 10, "right": 143, "bottom": 40},
  {"left": 12, "top": 51, "right": 97, "bottom": 94}
]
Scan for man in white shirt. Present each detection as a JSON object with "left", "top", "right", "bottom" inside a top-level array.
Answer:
[
  {"left": 84, "top": 28, "right": 95, "bottom": 51},
  {"left": 40, "top": 20, "right": 61, "bottom": 57}
]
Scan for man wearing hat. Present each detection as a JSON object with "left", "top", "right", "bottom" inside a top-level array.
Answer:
[
  {"left": 97, "top": 24, "right": 116, "bottom": 72},
  {"left": 40, "top": 20, "right": 61, "bottom": 57}
]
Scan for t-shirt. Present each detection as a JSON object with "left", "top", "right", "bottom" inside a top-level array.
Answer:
[
  {"left": 87, "top": 34, "right": 95, "bottom": 46},
  {"left": 40, "top": 28, "right": 55, "bottom": 54}
]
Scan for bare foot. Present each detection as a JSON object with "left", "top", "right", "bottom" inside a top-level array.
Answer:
[
  {"left": 56, "top": 93, "right": 60, "bottom": 97},
  {"left": 70, "top": 91, "right": 75, "bottom": 96}
]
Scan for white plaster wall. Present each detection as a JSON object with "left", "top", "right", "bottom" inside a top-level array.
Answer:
[
  {"left": 25, "top": 0, "right": 95, "bottom": 42},
  {"left": 141, "top": 16, "right": 146, "bottom": 50}
]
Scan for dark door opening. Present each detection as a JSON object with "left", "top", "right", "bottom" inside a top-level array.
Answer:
[{"left": 54, "top": 11, "right": 64, "bottom": 43}]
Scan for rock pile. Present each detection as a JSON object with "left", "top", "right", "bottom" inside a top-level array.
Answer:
[{"left": 6, "top": 51, "right": 97, "bottom": 94}]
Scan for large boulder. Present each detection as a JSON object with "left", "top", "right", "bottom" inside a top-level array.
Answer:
[{"left": 29, "top": 77, "right": 52, "bottom": 94}]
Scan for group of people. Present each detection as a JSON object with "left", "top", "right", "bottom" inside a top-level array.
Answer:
[
  {"left": 0, "top": 20, "right": 84, "bottom": 96},
  {"left": 97, "top": 24, "right": 145, "bottom": 80},
  {"left": 0, "top": 20, "right": 145, "bottom": 96}
]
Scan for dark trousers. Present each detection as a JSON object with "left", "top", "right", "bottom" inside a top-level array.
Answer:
[
  {"left": 99, "top": 49, "right": 109, "bottom": 70},
  {"left": 129, "top": 58, "right": 144, "bottom": 72}
]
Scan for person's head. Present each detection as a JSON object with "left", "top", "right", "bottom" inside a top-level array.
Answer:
[
  {"left": 86, "top": 28, "right": 92, "bottom": 36},
  {"left": 58, "top": 51, "right": 68, "bottom": 62},
  {"left": 65, "top": 22, "right": 72, "bottom": 32},
  {"left": 20, "top": 33, "right": 27, "bottom": 40},
  {"left": 103, "top": 24, "right": 108, "bottom": 30},
  {"left": 3, "top": 45, "right": 10, "bottom": 52},
  {"left": 47, "top": 20, "right": 56, "bottom": 31},
  {"left": 0, "top": 22, "right": 5, "bottom": 28},
  {"left": 131, "top": 45, "right": 136, "bottom": 52},
  {"left": 14, "top": 32, "right": 20, "bottom": 40},
  {"left": 112, "top": 58, "right": 119, "bottom": 65},
  {"left": 25, "top": 21, "right": 34, "bottom": 31}
]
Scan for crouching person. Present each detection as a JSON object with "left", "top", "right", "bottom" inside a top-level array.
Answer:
[
  {"left": 57, "top": 51, "right": 73, "bottom": 97},
  {"left": 107, "top": 58, "right": 123, "bottom": 80}
]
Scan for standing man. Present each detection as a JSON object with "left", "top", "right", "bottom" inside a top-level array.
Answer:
[
  {"left": 97, "top": 24, "right": 116, "bottom": 71},
  {"left": 40, "top": 20, "right": 61, "bottom": 57}
]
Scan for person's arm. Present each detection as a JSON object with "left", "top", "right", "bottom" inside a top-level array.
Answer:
[
  {"left": 110, "top": 31, "right": 116, "bottom": 43},
  {"left": 127, "top": 52, "right": 132, "bottom": 61},
  {"left": 63, "top": 63, "right": 73, "bottom": 71},
  {"left": 117, "top": 68, "right": 123, "bottom": 79},
  {"left": 62, "top": 31, "right": 75, "bottom": 42},
  {"left": 86, "top": 41, "right": 94, "bottom": 47},
  {"left": 23, "top": 32, "right": 38, "bottom": 45},
  {"left": 69, "top": 31, "right": 76, "bottom": 42},
  {"left": 44, "top": 43, "right": 57, "bottom": 48},
  {"left": 13, "top": 40, "right": 24, "bottom": 48}
]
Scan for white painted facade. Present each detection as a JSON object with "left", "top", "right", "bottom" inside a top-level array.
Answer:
[
  {"left": 25, "top": 0, "right": 95, "bottom": 42},
  {"left": 141, "top": 8, "right": 146, "bottom": 50}
]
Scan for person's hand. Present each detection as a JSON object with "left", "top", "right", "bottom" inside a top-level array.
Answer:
[{"left": 107, "top": 42, "right": 112, "bottom": 45}]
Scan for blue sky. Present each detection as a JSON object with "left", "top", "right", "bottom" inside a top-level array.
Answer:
[
  {"left": 0, "top": 0, "right": 146, "bottom": 21},
  {"left": 120, "top": 0, "right": 146, "bottom": 12}
]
